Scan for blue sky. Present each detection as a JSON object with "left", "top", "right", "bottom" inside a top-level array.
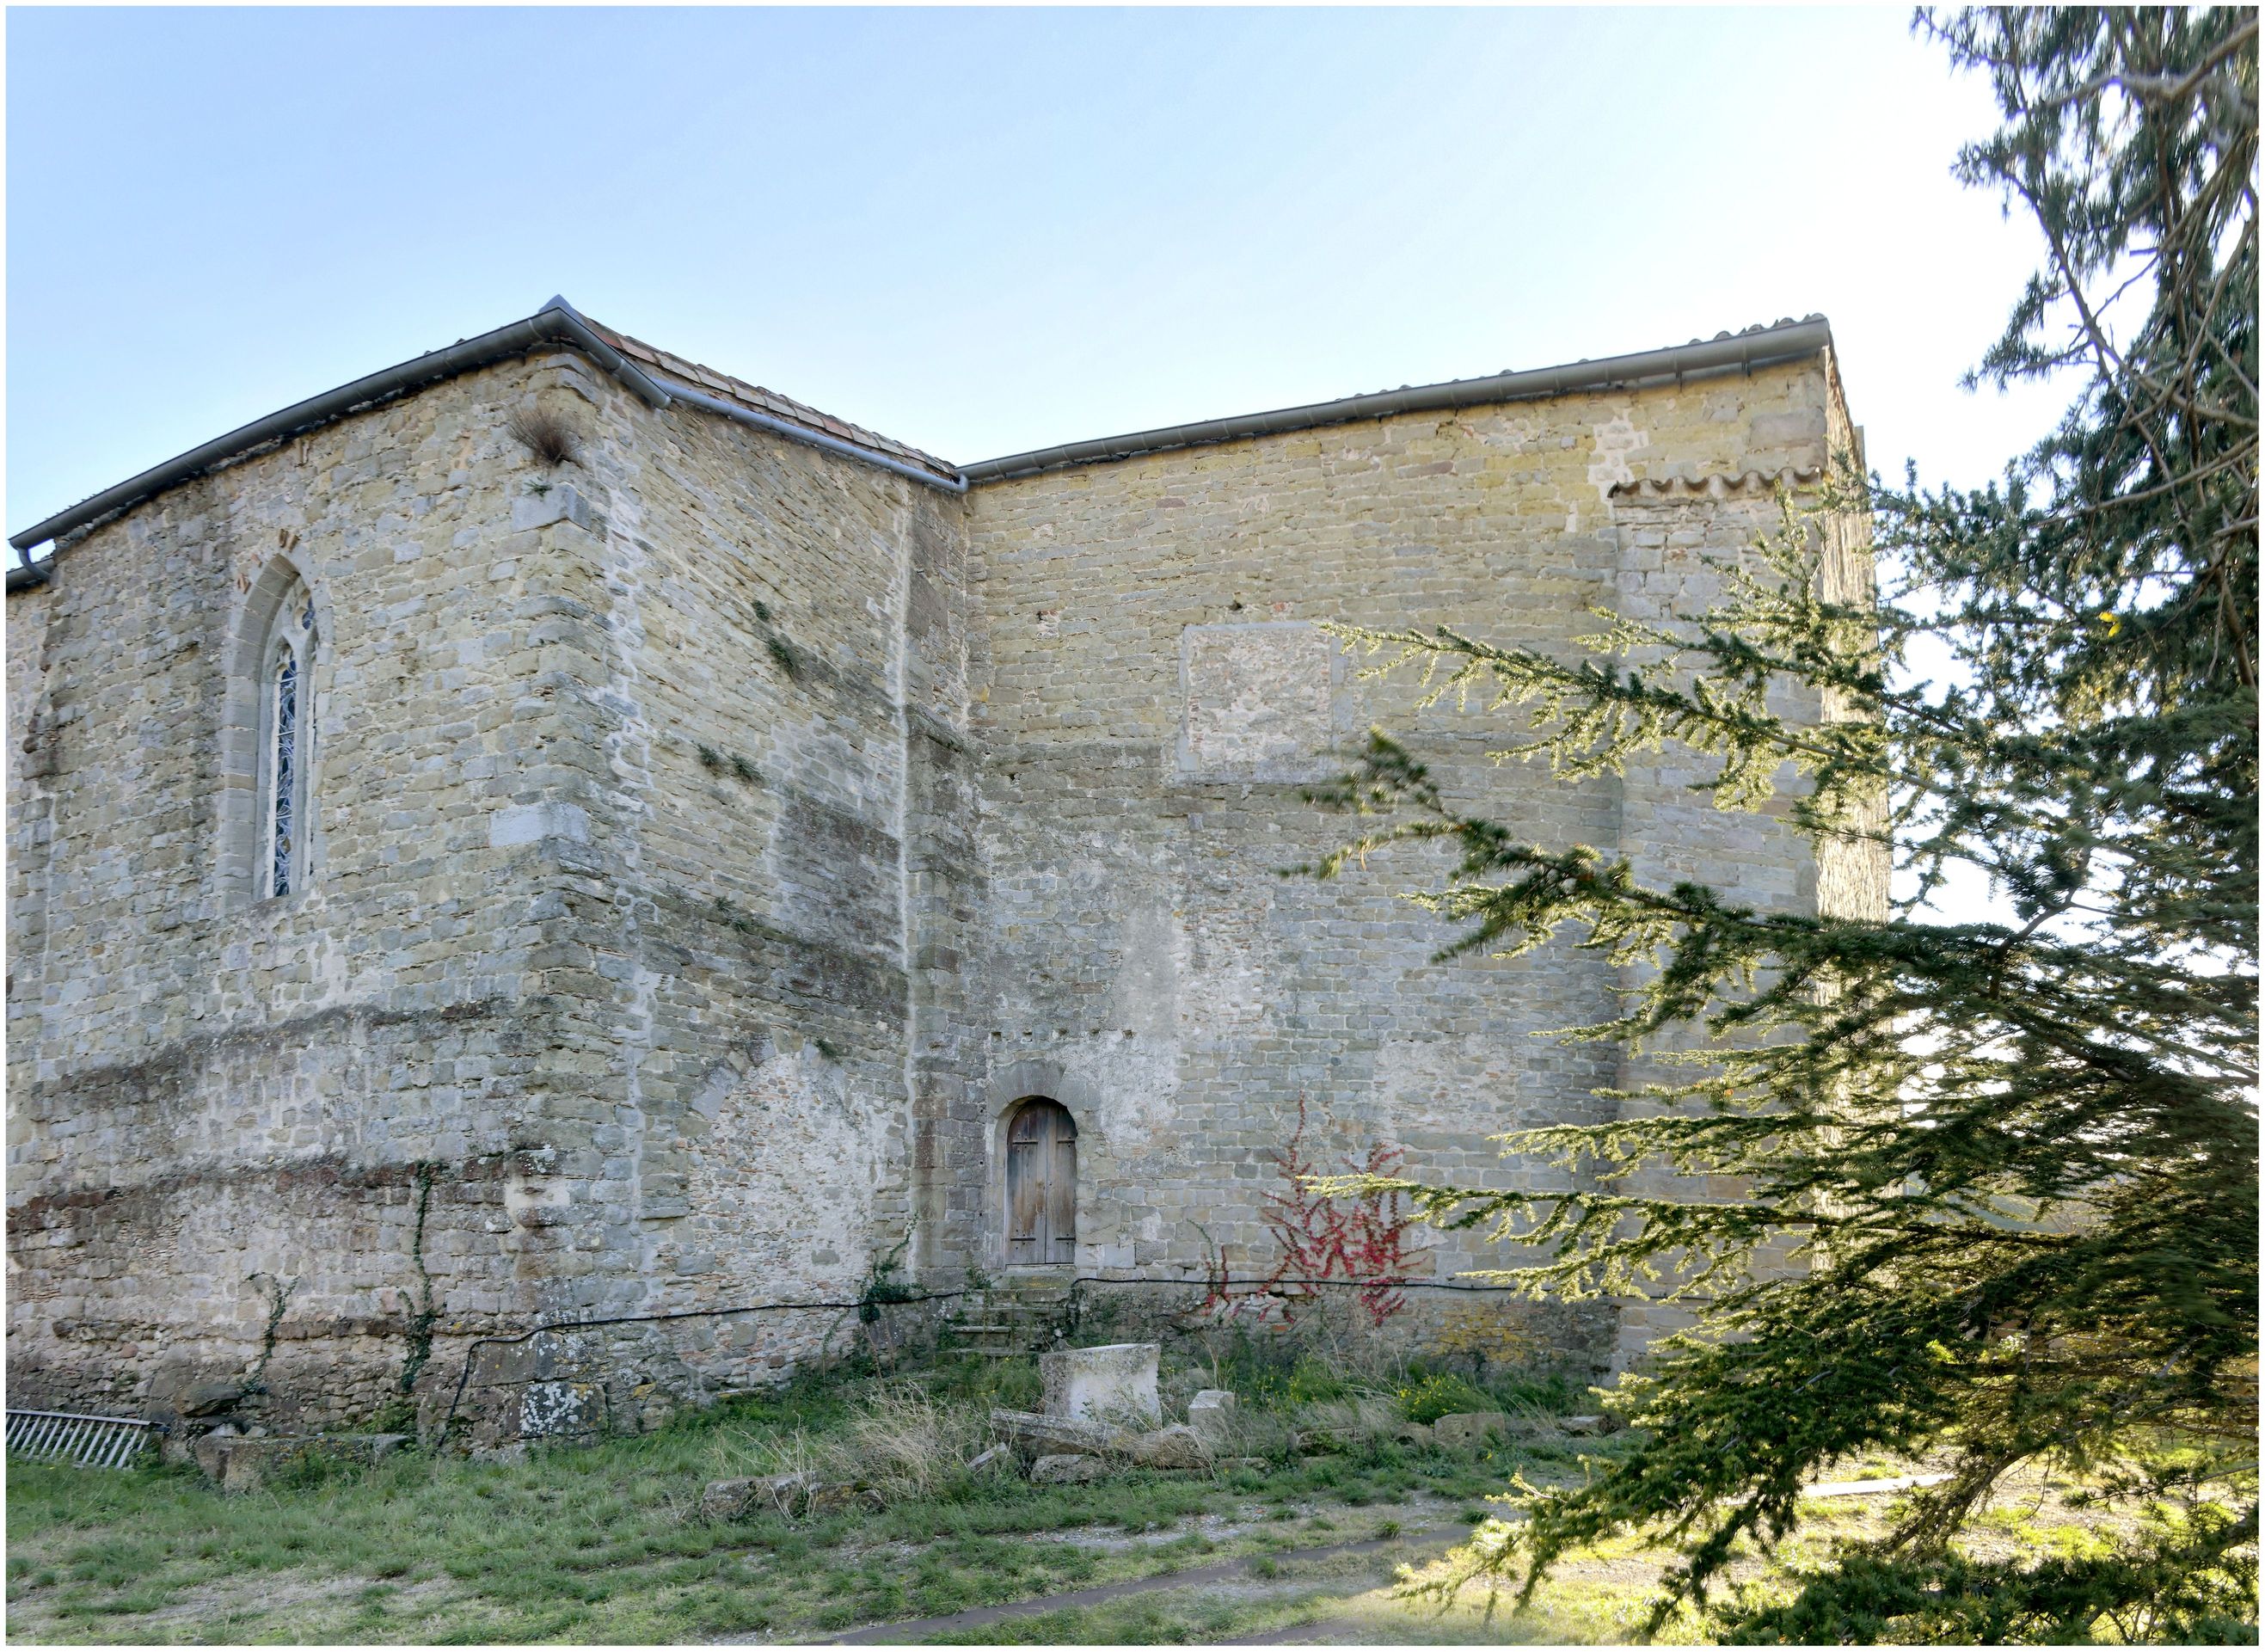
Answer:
[{"left": 9, "top": 6, "right": 2069, "bottom": 540}]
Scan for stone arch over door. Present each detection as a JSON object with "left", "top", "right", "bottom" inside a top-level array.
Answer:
[
  {"left": 1004, "top": 1099, "right": 1076, "bottom": 1265},
  {"left": 985, "top": 1061, "right": 1102, "bottom": 1272}
]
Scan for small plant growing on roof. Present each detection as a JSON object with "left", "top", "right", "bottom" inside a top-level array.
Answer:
[
  {"left": 766, "top": 636, "right": 799, "bottom": 679},
  {"left": 506, "top": 405, "right": 581, "bottom": 468},
  {"left": 696, "top": 743, "right": 722, "bottom": 771},
  {"left": 729, "top": 753, "right": 761, "bottom": 785}
]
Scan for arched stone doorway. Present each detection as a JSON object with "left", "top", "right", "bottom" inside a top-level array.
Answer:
[{"left": 1005, "top": 1098, "right": 1077, "bottom": 1265}]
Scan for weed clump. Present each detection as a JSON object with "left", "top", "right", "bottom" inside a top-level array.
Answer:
[
  {"left": 1396, "top": 1373, "right": 1495, "bottom": 1424},
  {"left": 506, "top": 406, "right": 581, "bottom": 468}
]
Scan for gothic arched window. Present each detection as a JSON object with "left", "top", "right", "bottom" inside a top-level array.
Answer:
[{"left": 259, "top": 578, "right": 316, "bottom": 899}]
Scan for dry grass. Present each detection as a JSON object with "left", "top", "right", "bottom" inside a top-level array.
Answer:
[
  {"left": 1304, "top": 1394, "right": 1407, "bottom": 1449},
  {"left": 505, "top": 405, "right": 581, "bottom": 467},
  {"left": 708, "top": 1382, "right": 990, "bottom": 1505},
  {"left": 822, "top": 1383, "right": 991, "bottom": 1502}
]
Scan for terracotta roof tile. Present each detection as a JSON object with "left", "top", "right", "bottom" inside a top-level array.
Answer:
[{"left": 581, "top": 316, "right": 960, "bottom": 482}]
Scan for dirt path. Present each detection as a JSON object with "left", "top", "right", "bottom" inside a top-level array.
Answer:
[
  {"left": 791, "top": 1525, "right": 1466, "bottom": 1644},
  {"left": 1231, "top": 1618, "right": 1368, "bottom": 1643}
]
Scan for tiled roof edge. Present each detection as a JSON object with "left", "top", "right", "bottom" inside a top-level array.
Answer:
[
  {"left": 7, "top": 308, "right": 1838, "bottom": 576},
  {"left": 6, "top": 298, "right": 961, "bottom": 565},
  {"left": 961, "top": 316, "right": 1832, "bottom": 484}
]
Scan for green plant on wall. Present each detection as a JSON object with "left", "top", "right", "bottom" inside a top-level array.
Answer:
[
  {"left": 396, "top": 1162, "right": 441, "bottom": 1397},
  {"left": 241, "top": 1272, "right": 300, "bottom": 1401}
]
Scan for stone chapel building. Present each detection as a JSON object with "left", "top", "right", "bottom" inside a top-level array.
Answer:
[{"left": 6, "top": 300, "right": 1875, "bottom": 1439}]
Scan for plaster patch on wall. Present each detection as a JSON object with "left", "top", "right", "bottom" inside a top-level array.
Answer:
[
  {"left": 1178, "top": 622, "right": 1334, "bottom": 777},
  {"left": 677, "top": 1051, "right": 887, "bottom": 1289},
  {"left": 1587, "top": 416, "right": 1647, "bottom": 500},
  {"left": 1372, "top": 1032, "right": 1525, "bottom": 1148}
]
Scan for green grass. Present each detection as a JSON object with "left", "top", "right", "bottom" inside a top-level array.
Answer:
[
  {"left": 7, "top": 1359, "right": 1581, "bottom": 1644},
  {"left": 17, "top": 1354, "right": 2137, "bottom": 1647}
]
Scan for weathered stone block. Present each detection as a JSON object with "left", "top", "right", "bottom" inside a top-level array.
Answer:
[
  {"left": 700, "top": 1471, "right": 814, "bottom": 1520},
  {"left": 1126, "top": 1423, "right": 1209, "bottom": 1470},
  {"left": 991, "top": 1406, "right": 1119, "bottom": 1459},
  {"left": 1039, "top": 1343, "right": 1159, "bottom": 1426},
  {"left": 807, "top": 1482, "right": 880, "bottom": 1516},
  {"left": 1029, "top": 1452, "right": 1106, "bottom": 1485},
  {"left": 1187, "top": 1388, "right": 1237, "bottom": 1446},
  {"left": 178, "top": 1380, "right": 244, "bottom": 1418},
  {"left": 1433, "top": 1411, "right": 1512, "bottom": 1449}
]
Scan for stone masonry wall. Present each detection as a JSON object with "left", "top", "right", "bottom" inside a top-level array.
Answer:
[
  {"left": 9, "top": 328, "right": 1870, "bottom": 1430},
  {"left": 478, "top": 352, "right": 976, "bottom": 1408},
  {"left": 954, "top": 354, "right": 1864, "bottom": 1370},
  {"left": 3, "top": 358, "right": 638, "bottom": 1428}
]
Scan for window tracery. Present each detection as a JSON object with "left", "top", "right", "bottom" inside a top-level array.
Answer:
[{"left": 257, "top": 574, "right": 316, "bottom": 900}]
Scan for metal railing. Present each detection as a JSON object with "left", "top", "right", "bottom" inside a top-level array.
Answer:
[{"left": 6, "top": 1409, "right": 158, "bottom": 1469}]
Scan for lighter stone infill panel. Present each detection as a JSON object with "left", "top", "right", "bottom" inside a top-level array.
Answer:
[{"left": 1178, "top": 621, "right": 1334, "bottom": 777}]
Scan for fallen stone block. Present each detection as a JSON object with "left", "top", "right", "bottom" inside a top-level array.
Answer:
[
  {"left": 1560, "top": 1414, "right": 1610, "bottom": 1436},
  {"left": 1126, "top": 1424, "right": 1210, "bottom": 1471},
  {"left": 701, "top": 1471, "right": 816, "bottom": 1520},
  {"left": 1040, "top": 1342, "right": 1160, "bottom": 1426},
  {"left": 965, "top": 1444, "right": 1014, "bottom": 1477},
  {"left": 807, "top": 1482, "right": 881, "bottom": 1516},
  {"left": 701, "top": 1478, "right": 759, "bottom": 1520},
  {"left": 1391, "top": 1421, "right": 1433, "bottom": 1448},
  {"left": 1433, "top": 1411, "right": 1512, "bottom": 1449},
  {"left": 991, "top": 1407, "right": 1122, "bottom": 1459},
  {"left": 1187, "top": 1389, "right": 1237, "bottom": 1446},
  {"left": 1030, "top": 1452, "right": 1106, "bottom": 1485},
  {"left": 191, "top": 1433, "right": 409, "bottom": 1494}
]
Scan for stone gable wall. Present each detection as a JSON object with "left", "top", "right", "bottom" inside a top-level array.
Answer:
[{"left": 953, "top": 355, "right": 1857, "bottom": 1368}]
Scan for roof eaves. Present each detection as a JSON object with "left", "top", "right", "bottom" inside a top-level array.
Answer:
[
  {"left": 585, "top": 318, "right": 961, "bottom": 482},
  {"left": 961, "top": 316, "right": 1834, "bottom": 484},
  {"left": 6, "top": 300, "right": 670, "bottom": 562},
  {"left": 7, "top": 298, "right": 965, "bottom": 567}
]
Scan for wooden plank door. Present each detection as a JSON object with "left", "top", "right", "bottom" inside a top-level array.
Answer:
[{"left": 1006, "top": 1101, "right": 1077, "bottom": 1264}]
